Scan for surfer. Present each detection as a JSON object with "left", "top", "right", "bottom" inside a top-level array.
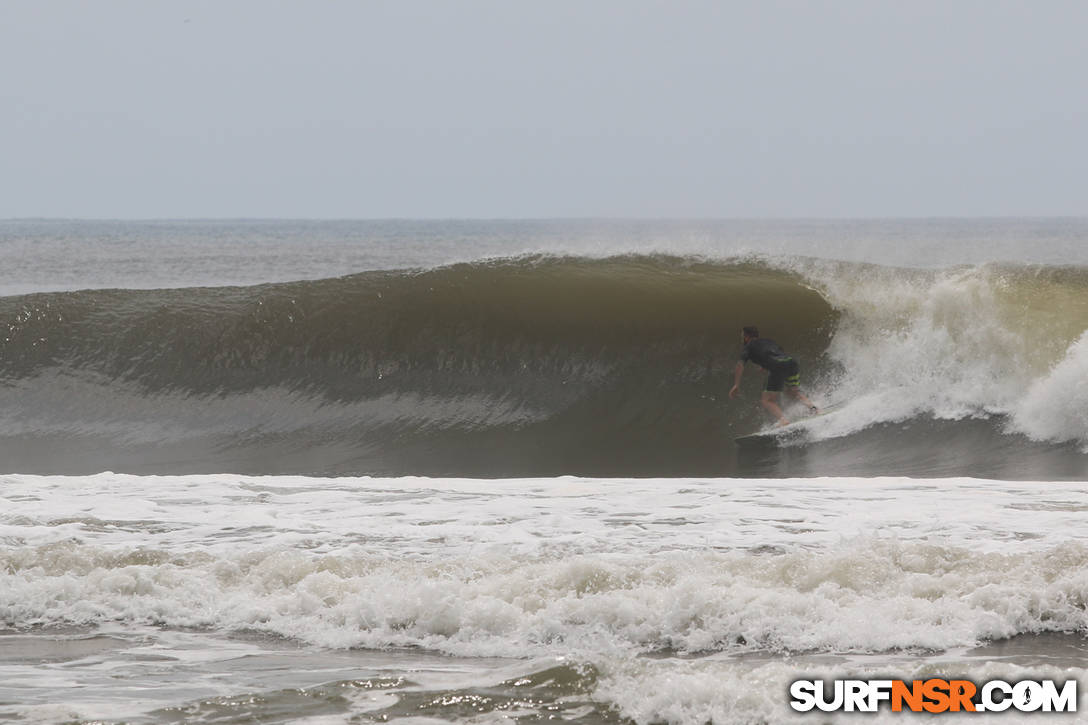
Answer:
[{"left": 728, "top": 326, "right": 818, "bottom": 427}]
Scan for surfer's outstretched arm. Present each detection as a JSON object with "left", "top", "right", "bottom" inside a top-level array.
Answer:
[{"left": 728, "top": 362, "right": 744, "bottom": 399}]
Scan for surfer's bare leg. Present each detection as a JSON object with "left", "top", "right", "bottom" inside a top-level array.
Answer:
[
  {"left": 786, "top": 386, "right": 818, "bottom": 413},
  {"left": 761, "top": 391, "right": 790, "bottom": 427}
]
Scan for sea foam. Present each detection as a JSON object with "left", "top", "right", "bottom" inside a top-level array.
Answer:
[{"left": 4, "top": 474, "right": 1088, "bottom": 659}]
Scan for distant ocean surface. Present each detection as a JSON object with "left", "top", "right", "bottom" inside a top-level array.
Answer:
[{"left": 2, "top": 219, "right": 1087, "bottom": 723}]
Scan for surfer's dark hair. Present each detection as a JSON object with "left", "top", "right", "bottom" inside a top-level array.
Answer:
[{"left": 742, "top": 326, "right": 759, "bottom": 338}]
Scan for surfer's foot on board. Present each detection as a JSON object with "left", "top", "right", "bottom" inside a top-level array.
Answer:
[{"left": 775, "top": 418, "right": 790, "bottom": 428}]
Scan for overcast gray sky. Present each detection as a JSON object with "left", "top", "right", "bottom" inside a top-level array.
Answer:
[{"left": 3, "top": 1, "right": 1086, "bottom": 219}]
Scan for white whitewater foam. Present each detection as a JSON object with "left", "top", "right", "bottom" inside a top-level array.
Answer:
[
  {"left": 3, "top": 474, "right": 1088, "bottom": 658},
  {"left": 1013, "top": 331, "right": 1088, "bottom": 451},
  {"left": 784, "top": 260, "right": 1088, "bottom": 449}
]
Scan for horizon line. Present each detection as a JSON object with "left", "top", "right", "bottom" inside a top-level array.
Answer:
[{"left": 4, "top": 214, "right": 1088, "bottom": 223}]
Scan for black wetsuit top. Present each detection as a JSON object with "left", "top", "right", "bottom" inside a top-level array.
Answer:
[
  {"left": 740, "top": 338, "right": 800, "bottom": 392},
  {"left": 739, "top": 338, "right": 793, "bottom": 371}
]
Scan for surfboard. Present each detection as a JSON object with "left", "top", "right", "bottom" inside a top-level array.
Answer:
[{"left": 734, "top": 405, "right": 841, "bottom": 446}]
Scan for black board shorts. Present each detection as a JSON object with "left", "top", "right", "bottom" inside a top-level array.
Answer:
[{"left": 765, "top": 357, "right": 800, "bottom": 392}]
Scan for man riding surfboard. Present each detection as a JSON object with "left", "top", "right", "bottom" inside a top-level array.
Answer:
[{"left": 729, "top": 326, "right": 818, "bottom": 427}]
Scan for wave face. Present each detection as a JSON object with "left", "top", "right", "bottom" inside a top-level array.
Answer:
[{"left": 1, "top": 254, "right": 1086, "bottom": 478}]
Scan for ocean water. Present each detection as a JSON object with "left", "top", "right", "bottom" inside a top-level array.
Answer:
[{"left": 1, "top": 219, "right": 1087, "bottom": 723}]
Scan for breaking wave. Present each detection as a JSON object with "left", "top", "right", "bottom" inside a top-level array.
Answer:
[{"left": 0, "top": 254, "right": 1085, "bottom": 477}]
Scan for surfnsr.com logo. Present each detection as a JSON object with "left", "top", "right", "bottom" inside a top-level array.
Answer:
[{"left": 790, "top": 679, "right": 1077, "bottom": 713}]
